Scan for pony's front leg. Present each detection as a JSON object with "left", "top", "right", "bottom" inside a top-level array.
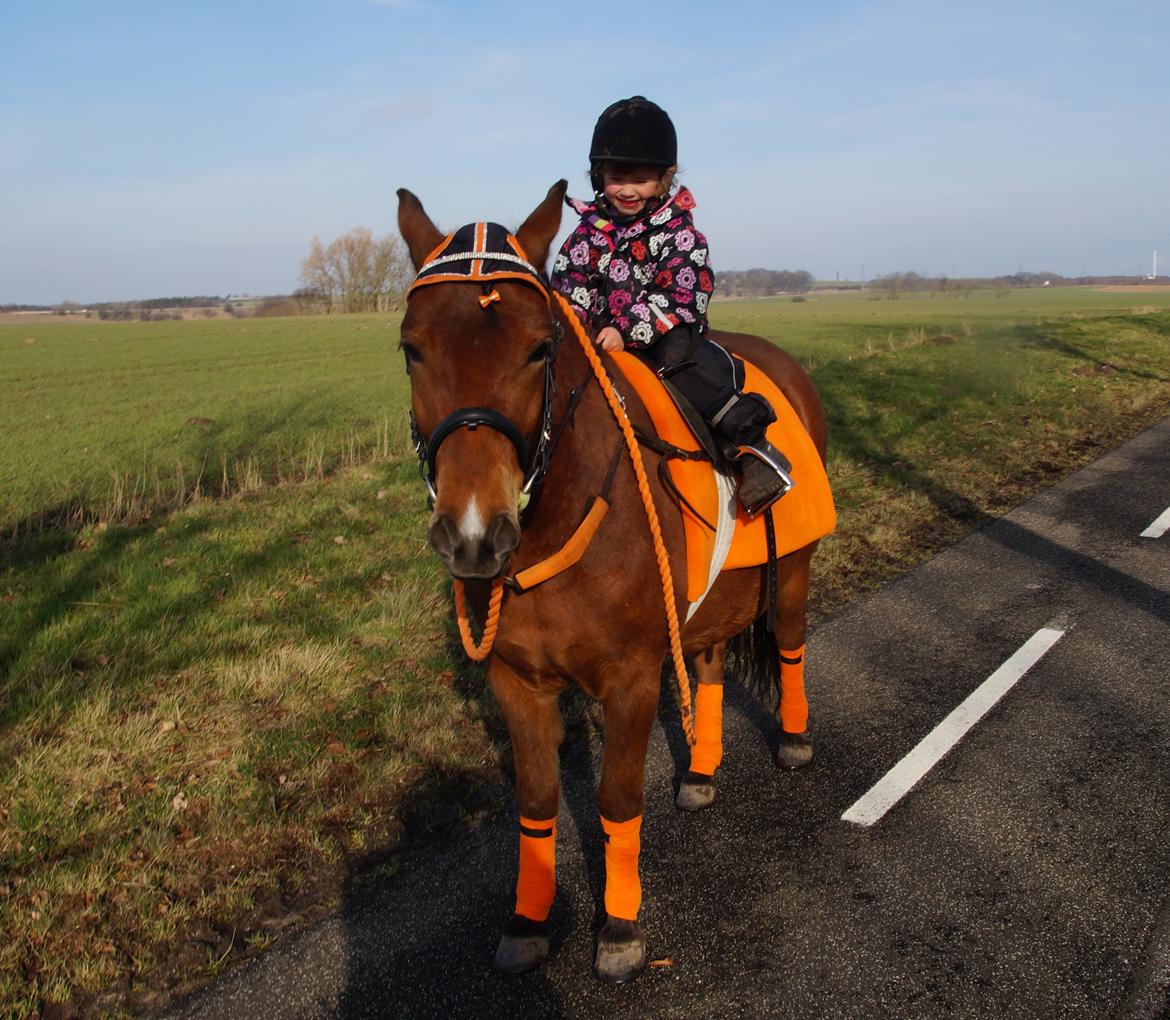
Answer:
[
  {"left": 594, "top": 662, "right": 660, "bottom": 982},
  {"left": 487, "top": 658, "right": 564, "bottom": 975}
]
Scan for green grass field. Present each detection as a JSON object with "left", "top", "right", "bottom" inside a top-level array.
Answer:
[
  {"left": 0, "top": 315, "right": 411, "bottom": 534},
  {"left": 4, "top": 286, "right": 1168, "bottom": 535},
  {"left": 3, "top": 288, "right": 1170, "bottom": 1016}
]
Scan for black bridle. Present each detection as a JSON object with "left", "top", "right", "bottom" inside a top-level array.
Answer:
[
  {"left": 408, "top": 319, "right": 563, "bottom": 507},
  {"left": 403, "top": 221, "right": 579, "bottom": 510}
]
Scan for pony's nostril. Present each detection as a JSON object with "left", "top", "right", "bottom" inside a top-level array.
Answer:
[
  {"left": 485, "top": 513, "right": 521, "bottom": 558},
  {"left": 427, "top": 514, "right": 460, "bottom": 560},
  {"left": 428, "top": 510, "right": 519, "bottom": 578}
]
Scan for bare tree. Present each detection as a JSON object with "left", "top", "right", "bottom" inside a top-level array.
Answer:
[{"left": 299, "top": 229, "right": 411, "bottom": 313}]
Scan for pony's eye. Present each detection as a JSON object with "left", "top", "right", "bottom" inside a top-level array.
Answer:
[
  {"left": 527, "top": 340, "right": 552, "bottom": 365},
  {"left": 399, "top": 341, "right": 423, "bottom": 370}
]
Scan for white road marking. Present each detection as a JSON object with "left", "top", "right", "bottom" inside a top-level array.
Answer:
[
  {"left": 842, "top": 627, "right": 1066, "bottom": 827},
  {"left": 1140, "top": 506, "right": 1170, "bottom": 539}
]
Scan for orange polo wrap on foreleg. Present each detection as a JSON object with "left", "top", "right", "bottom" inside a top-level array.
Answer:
[
  {"left": 515, "top": 815, "right": 557, "bottom": 922},
  {"left": 600, "top": 815, "right": 643, "bottom": 921},
  {"left": 688, "top": 683, "right": 724, "bottom": 776},
  {"left": 779, "top": 645, "right": 808, "bottom": 734}
]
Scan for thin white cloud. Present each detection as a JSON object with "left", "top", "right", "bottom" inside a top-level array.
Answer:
[{"left": 367, "top": 95, "right": 435, "bottom": 122}]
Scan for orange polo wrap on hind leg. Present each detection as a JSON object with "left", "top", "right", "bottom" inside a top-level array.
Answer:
[
  {"left": 515, "top": 815, "right": 557, "bottom": 922},
  {"left": 779, "top": 645, "right": 808, "bottom": 734},
  {"left": 600, "top": 815, "right": 643, "bottom": 921},
  {"left": 688, "top": 683, "right": 724, "bottom": 776}
]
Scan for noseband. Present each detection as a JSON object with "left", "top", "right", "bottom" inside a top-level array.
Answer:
[
  {"left": 408, "top": 324, "right": 562, "bottom": 505},
  {"left": 405, "top": 221, "right": 562, "bottom": 507}
]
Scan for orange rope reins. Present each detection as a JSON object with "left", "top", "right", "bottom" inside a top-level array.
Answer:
[
  {"left": 454, "top": 576, "right": 505, "bottom": 662},
  {"left": 449, "top": 296, "right": 696, "bottom": 746},
  {"left": 554, "top": 294, "right": 695, "bottom": 746}
]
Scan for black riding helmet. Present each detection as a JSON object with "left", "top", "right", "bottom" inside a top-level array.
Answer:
[{"left": 588, "top": 96, "right": 677, "bottom": 200}]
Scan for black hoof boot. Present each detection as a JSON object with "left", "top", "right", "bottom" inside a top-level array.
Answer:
[
  {"left": 495, "top": 914, "right": 550, "bottom": 974},
  {"left": 594, "top": 918, "right": 647, "bottom": 982},
  {"left": 775, "top": 730, "right": 813, "bottom": 769},
  {"left": 676, "top": 770, "right": 717, "bottom": 812}
]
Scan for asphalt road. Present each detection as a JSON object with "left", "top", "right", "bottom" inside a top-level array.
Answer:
[{"left": 168, "top": 417, "right": 1170, "bottom": 1020}]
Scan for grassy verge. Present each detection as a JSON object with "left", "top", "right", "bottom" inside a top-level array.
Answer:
[
  {"left": 2, "top": 303, "right": 1169, "bottom": 1017},
  {"left": 0, "top": 314, "right": 408, "bottom": 536},
  {"left": 2, "top": 462, "right": 486, "bottom": 1017}
]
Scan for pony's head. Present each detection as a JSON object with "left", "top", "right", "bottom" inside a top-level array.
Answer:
[{"left": 397, "top": 180, "right": 567, "bottom": 579}]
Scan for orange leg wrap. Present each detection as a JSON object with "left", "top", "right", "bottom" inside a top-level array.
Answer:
[
  {"left": 515, "top": 815, "right": 557, "bottom": 922},
  {"left": 600, "top": 814, "right": 643, "bottom": 921},
  {"left": 688, "top": 682, "right": 724, "bottom": 776},
  {"left": 779, "top": 645, "right": 808, "bottom": 734}
]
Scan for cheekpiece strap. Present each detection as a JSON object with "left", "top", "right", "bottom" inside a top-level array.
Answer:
[{"left": 408, "top": 221, "right": 550, "bottom": 302}]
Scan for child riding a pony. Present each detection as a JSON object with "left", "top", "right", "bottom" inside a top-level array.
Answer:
[{"left": 551, "top": 95, "right": 793, "bottom": 514}]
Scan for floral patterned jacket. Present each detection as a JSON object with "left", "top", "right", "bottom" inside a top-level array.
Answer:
[{"left": 550, "top": 187, "right": 714, "bottom": 349}]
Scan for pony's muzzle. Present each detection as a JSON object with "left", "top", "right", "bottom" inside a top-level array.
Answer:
[{"left": 428, "top": 510, "right": 521, "bottom": 579}]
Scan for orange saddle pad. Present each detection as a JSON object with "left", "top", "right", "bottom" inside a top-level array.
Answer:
[{"left": 609, "top": 350, "right": 837, "bottom": 604}]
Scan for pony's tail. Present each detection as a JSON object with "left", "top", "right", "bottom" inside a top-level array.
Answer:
[{"left": 726, "top": 614, "right": 781, "bottom": 711}]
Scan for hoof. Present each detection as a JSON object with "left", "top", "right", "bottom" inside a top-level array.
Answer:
[
  {"left": 494, "top": 915, "right": 550, "bottom": 974},
  {"left": 594, "top": 918, "right": 647, "bottom": 982},
  {"left": 775, "top": 730, "right": 813, "bottom": 770},
  {"left": 676, "top": 770, "right": 716, "bottom": 812}
]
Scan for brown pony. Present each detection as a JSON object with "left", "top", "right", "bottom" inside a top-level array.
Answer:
[{"left": 396, "top": 180, "right": 827, "bottom": 981}]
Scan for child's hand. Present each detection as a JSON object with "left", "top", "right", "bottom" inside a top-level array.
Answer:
[{"left": 596, "top": 326, "right": 625, "bottom": 352}]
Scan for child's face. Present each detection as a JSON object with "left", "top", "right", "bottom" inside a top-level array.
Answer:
[{"left": 602, "top": 164, "right": 663, "bottom": 217}]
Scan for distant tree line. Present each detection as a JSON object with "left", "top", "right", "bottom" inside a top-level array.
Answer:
[
  {"left": 297, "top": 228, "right": 411, "bottom": 314},
  {"left": 871, "top": 270, "right": 1072, "bottom": 293},
  {"left": 9, "top": 267, "right": 1163, "bottom": 320},
  {"left": 719, "top": 268, "right": 815, "bottom": 297},
  {"left": 136, "top": 295, "right": 225, "bottom": 309},
  {"left": 868, "top": 270, "right": 1167, "bottom": 298}
]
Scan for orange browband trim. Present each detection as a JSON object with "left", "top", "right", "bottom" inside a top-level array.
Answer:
[
  {"left": 408, "top": 271, "right": 550, "bottom": 301},
  {"left": 420, "top": 233, "right": 455, "bottom": 268},
  {"left": 509, "top": 496, "right": 609, "bottom": 593}
]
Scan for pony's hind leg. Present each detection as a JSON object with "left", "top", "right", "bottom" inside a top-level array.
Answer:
[
  {"left": 676, "top": 642, "right": 726, "bottom": 812},
  {"left": 774, "top": 547, "right": 814, "bottom": 770}
]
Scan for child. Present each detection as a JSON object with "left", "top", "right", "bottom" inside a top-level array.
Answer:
[{"left": 551, "top": 95, "right": 792, "bottom": 514}]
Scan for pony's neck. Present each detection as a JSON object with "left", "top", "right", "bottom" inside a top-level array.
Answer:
[{"left": 522, "top": 311, "right": 617, "bottom": 531}]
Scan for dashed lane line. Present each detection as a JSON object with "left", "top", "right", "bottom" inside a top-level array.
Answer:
[
  {"left": 842, "top": 627, "right": 1067, "bottom": 827},
  {"left": 1140, "top": 506, "right": 1170, "bottom": 539}
]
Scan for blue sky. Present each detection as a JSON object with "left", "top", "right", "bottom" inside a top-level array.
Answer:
[{"left": 1, "top": 0, "right": 1167, "bottom": 303}]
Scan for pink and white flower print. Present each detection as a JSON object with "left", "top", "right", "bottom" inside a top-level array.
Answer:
[
  {"left": 550, "top": 187, "right": 715, "bottom": 349},
  {"left": 629, "top": 321, "right": 654, "bottom": 344}
]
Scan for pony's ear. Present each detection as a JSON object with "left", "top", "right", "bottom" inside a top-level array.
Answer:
[
  {"left": 515, "top": 179, "right": 567, "bottom": 270},
  {"left": 397, "top": 188, "right": 445, "bottom": 269}
]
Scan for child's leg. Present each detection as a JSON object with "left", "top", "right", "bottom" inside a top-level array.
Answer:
[{"left": 637, "top": 327, "right": 793, "bottom": 512}]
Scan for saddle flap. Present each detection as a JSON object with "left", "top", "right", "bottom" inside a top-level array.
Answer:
[{"left": 609, "top": 351, "right": 836, "bottom": 603}]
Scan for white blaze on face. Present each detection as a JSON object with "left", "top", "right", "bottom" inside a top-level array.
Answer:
[{"left": 458, "top": 495, "right": 485, "bottom": 544}]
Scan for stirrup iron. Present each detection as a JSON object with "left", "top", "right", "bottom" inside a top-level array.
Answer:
[{"left": 735, "top": 443, "right": 794, "bottom": 515}]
